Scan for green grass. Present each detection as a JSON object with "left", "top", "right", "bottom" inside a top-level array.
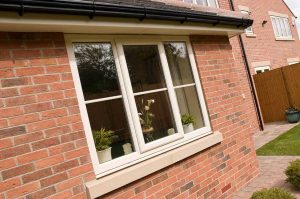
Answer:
[{"left": 256, "top": 124, "right": 300, "bottom": 156}]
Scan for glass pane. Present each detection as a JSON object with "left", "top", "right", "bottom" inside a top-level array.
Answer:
[
  {"left": 284, "top": 19, "right": 292, "bottom": 37},
  {"left": 123, "top": 45, "right": 166, "bottom": 93},
  {"left": 175, "top": 86, "right": 204, "bottom": 133},
  {"left": 271, "top": 18, "right": 279, "bottom": 36},
  {"left": 86, "top": 99, "right": 135, "bottom": 163},
  {"left": 135, "top": 91, "right": 177, "bottom": 143},
  {"left": 74, "top": 43, "right": 120, "bottom": 101},
  {"left": 164, "top": 42, "right": 194, "bottom": 86},
  {"left": 184, "top": 0, "right": 193, "bottom": 3},
  {"left": 208, "top": 0, "right": 217, "bottom": 7},
  {"left": 275, "top": 17, "right": 283, "bottom": 37},
  {"left": 196, "top": 0, "right": 208, "bottom": 5},
  {"left": 279, "top": 18, "right": 287, "bottom": 37}
]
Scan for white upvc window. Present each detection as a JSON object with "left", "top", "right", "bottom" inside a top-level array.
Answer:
[
  {"left": 184, "top": 0, "right": 219, "bottom": 8},
  {"left": 254, "top": 66, "right": 271, "bottom": 74},
  {"left": 66, "top": 35, "right": 211, "bottom": 177},
  {"left": 241, "top": 10, "right": 254, "bottom": 35},
  {"left": 288, "top": 61, "right": 299, "bottom": 65},
  {"left": 271, "top": 16, "right": 292, "bottom": 39}
]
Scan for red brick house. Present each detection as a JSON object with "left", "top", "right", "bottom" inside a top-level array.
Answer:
[
  {"left": 0, "top": 0, "right": 261, "bottom": 198},
  {"left": 230, "top": 0, "right": 300, "bottom": 74}
]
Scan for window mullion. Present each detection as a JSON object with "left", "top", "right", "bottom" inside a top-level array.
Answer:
[{"left": 158, "top": 43, "right": 185, "bottom": 135}]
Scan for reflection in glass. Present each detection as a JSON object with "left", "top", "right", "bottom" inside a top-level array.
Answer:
[
  {"left": 175, "top": 86, "right": 204, "bottom": 132},
  {"left": 196, "top": 0, "right": 208, "bottom": 6},
  {"left": 86, "top": 98, "right": 135, "bottom": 164},
  {"left": 208, "top": 0, "right": 217, "bottom": 7},
  {"left": 164, "top": 42, "right": 194, "bottom": 86},
  {"left": 74, "top": 43, "right": 120, "bottom": 101},
  {"left": 123, "top": 45, "right": 166, "bottom": 93},
  {"left": 135, "top": 91, "right": 177, "bottom": 143}
]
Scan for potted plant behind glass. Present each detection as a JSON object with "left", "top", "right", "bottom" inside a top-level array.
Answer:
[
  {"left": 92, "top": 128, "right": 118, "bottom": 163},
  {"left": 181, "top": 114, "right": 195, "bottom": 133},
  {"left": 138, "top": 99, "right": 155, "bottom": 134},
  {"left": 285, "top": 107, "right": 300, "bottom": 123}
]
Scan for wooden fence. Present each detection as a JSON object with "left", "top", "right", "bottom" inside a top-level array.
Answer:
[{"left": 253, "top": 63, "right": 300, "bottom": 123}]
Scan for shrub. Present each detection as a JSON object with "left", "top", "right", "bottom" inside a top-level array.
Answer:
[
  {"left": 285, "top": 159, "right": 300, "bottom": 189},
  {"left": 250, "top": 188, "right": 296, "bottom": 199}
]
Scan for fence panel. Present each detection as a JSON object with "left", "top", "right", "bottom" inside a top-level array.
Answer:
[
  {"left": 282, "top": 63, "right": 300, "bottom": 109},
  {"left": 253, "top": 68, "right": 290, "bottom": 123}
]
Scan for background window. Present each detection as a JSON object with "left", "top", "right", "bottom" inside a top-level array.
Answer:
[
  {"left": 254, "top": 66, "right": 271, "bottom": 74},
  {"left": 271, "top": 16, "right": 292, "bottom": 39},
  {"left": 288, "top": 61, "right": 299, "bottom": 65},
  {"left": 184, "top": 0, "right": 218, "bottom": 7},
  {"left": 241, "top": 10, "right": 254, "bottom": 35}
]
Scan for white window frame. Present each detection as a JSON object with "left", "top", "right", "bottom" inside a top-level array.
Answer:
[
  {"left": 241, "top": 10, "right": 254, "bottom": 35},
  {"left": 287, "top": 57, "right": 299, "bottom": 65},
  {"left": 288, "top": 61, "right": 299, "bottom": 65},
  {"left": 254, "top": 66, "right": 271, "bottom": 74},
  {"left": 184, "top": 0, "right": 219, "bottom": 8},
  {"left": 270, "top": 15, "right": 293, "bottom": 40},
  {"left": 65, "top": 35, "right": 212, "bottom": 178}
]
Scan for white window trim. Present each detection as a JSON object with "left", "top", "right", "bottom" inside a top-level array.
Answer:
[
  {"left": 254, "top": 66, "right": 271, "bottom": 74},
  {"left": 287, "top": 57, "right": 300, "bottom": 65},
  {"left": 185, "top": 0, "right": 219, "bottom": 8},
  {"left": 239, "top": 8, "right": 255, "bottom": 37},
  {"left": 269, "top": 12, "right": 293, "bottom": 40},
  {"left": 65, "top": 34, "right": 212, "bottom": 178}
]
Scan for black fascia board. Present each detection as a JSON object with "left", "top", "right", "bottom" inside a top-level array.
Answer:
[{"left": 0, "top": 0, "right": 253, "bottom": 28}]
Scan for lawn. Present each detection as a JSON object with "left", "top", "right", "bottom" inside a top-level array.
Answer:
[{"left": 257, "top": 124, "right": 300, "bottom": 156}]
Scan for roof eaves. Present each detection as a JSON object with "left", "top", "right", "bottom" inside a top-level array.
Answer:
[{"left": 0, "top": 0, "right": 253, "bottom": 28}]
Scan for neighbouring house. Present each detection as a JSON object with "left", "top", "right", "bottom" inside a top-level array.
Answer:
[
  {"left": 230, "top": 0, "right": 300, "bottom": 75},
  {"left": 0, "top": 0, "right": 261, "bottom": 198}
]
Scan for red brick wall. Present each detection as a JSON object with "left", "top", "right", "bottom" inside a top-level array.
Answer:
[
  {"left": 0, "top": 33, "right": 259, "bottom": 199},
  {"left": 0, "top": 33, "right": 94, "bottom": 199},
  {"left": 230, "top": 0, "right": 300, "bottom": 74}
]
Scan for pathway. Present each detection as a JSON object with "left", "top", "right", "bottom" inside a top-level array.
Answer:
[{"left": 233, "top": 122, "right": 300, "bottom": 199}]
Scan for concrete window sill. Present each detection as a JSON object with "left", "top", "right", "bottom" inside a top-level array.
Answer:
[
  {"left": 85, "top": 131, "right": 223, "bottom": 199},
  {"left": 275, "top": 37, "right": 295, "bottom": 41},
  {"left": 246, "top": 34, "right": 256, "bottom": 38}
]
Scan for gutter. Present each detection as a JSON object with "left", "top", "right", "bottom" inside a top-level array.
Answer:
[
  {"left": 0, "top": 0, "right": 253, "bottom": 28},
  {"left": 228, "top": 0, "right": 264, "bottom": 131}
]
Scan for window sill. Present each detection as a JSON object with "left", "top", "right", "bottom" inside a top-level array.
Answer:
[
  {"left": 275, "top": 37, "right": 294, "bottom": 41},
  {"left": 246, "top": 33, "right": 256, "bottom": 38},
  {"left": 85, "top": 131, "right": 223, "bottom": 199}
]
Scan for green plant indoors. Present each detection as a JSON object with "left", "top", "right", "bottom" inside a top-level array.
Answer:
[
  {"left": 285, "top": 159, "right": 300, "bottom": 189},
  {"left": 92, "top": 128, "right": 118, "bottom": 151},
  {"left": 181, "top": 114, "right": 195, "bottom": 125},
  {"left": 251, "top": 188, "right": 296, "bottom": 199}
]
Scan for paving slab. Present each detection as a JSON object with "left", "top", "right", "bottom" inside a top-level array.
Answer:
[{"left": 233, "top": 122, "right": 300, "bottom": 199}]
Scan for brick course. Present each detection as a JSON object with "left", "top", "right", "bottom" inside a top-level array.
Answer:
[{"left": 0, "top": 30, "right": 259, "bottom": 199}]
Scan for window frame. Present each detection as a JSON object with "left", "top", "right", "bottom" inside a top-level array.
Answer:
[
  {"left": 241, "top": 10, "right": 254, "bottom": 35},
  {"left": 65, "top": 35, "right": 211, "bottom": 177},
  {"left": 270, "top": 15, "right": 293, "bottom": 40},
  {"left": 184, "top": 0, "right": 219, "bottom": 8},
  {"left": 254, "top": 66, "right": 271, "bottom": 74}
]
